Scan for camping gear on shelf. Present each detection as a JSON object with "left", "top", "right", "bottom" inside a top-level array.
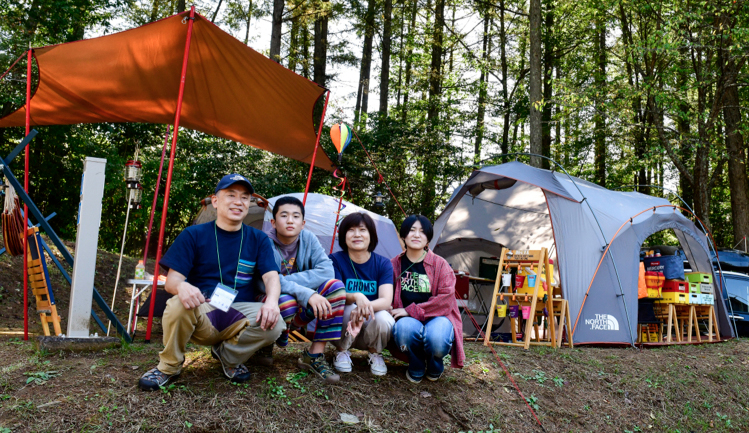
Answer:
[
  {"left": 496, "top": 304, "right": 507, "bottom": 317},
  {"left": 688, "top": 282, "right": 700, "bottom": 294},
  {"left": 644, "top": 255, "right": 685, "bottom": 281},
  {"left": 699, "top": 294, "right": 715, "bottom": 305},
  {"left": 501, "top": 273, "right": 512, "bottom": 287},
  {"left": 644, "top": 271, "right": 664, "bottom": 298},
  {"left": 685, "top": 272, "right": 712, "bottom": 284},
  {"left": 485, "top": 247, "right": 572, "bottom": 349},
  {"left": 688, "top": 293, "right": 699, "bottom": 304},
  {"left": 454, "top": 272, "right": 470, "bottom": 300},
  {"left": 25, "top": 227, "right": 62, "bottom": 336},
  {"left": 700, "top": 283, "right": 714, "bottom": 295},
  {"left": 662, "top": 279, "right": 688, "bottom": 293}
]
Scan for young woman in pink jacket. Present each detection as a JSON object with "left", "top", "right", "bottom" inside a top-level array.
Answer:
[{"left": 390, "top": 215, "right": 464, "bottom": 383}]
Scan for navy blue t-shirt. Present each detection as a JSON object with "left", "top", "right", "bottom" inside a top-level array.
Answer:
[
  {"left": 160, "top": 222, "right": 279, "bottom": 303},
  {"left": 329, "top": 251, "right": 394, "bottom": 301}
]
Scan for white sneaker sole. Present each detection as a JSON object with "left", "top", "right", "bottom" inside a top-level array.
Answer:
[
  {"left": 334, "top": 363, "right": 353, "bottom": 373},
  {"left": 370, "top": 368, "right": 387, "bottom": 376}
]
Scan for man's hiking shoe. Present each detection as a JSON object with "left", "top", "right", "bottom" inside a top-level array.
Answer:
[
  {"left": 298, "top": 349, "right": 340, "bottom": 383},
  {"left": 333, "top": 350, "right": 353, "bottom": 373},
  {"left": 138, "top": 367, "right": 179, "bottom": 391},
  {"left": 251, "top": 344, "right": 274, "bottom": 367},
  {"left": 211, "top": 345, "right": 252, "bottom": 383}
]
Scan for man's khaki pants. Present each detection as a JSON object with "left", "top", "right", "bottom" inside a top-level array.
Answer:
[
  {"left": 157, "top": 297, "right": 285, "bottom": 375},
  {"left": 331, "top": 304, "right": 395, "bottom": 353}
]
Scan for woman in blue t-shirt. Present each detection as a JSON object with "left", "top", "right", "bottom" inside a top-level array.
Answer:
[{"left": 329, "top": 212, "right": 394, "bottom": 376}]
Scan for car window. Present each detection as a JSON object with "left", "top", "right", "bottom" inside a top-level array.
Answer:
[{"left": 725, "top": 276, "right": 749, "bottom": 314}]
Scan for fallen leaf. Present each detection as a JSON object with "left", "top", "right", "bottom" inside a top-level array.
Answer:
[
  {"left": 340, "top": 413, "right": 359, "bottom": 424},
  {"left": 649, "top": 413, "right": 655, "bottom": 420},
  {"left": 624, "top": 398, "right": 632, "bottom": 404},
  {"left": 420, "top": 391, "right": 432, "bottom": 398}
]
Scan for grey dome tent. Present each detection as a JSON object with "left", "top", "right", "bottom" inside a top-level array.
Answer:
[{"left": 430, "top": 161, "right": 734, "bottom": 345}]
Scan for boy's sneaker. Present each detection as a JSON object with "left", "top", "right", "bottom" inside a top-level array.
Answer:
[
  {"left": 298, "top": 350, "right": 340, "bottom": 384},
  {"left": 368, "top": 352, "right": 387, "bottom": 376},
  {"left": 138, "top": 367, "right": 179, "bottom": 391},
  {"left": 426, "top": 371, "right": 443, "bottom": 382},
  {"left": 251, "top": 344, "right": 274, "bottom": 367},
  {"left": 405, "top": 370, "right": 423, "bottom": 384},
  {"left": 333, "top": 350, "right": 353, "bottom": 373},
  {"left": 212, "top": 345, "right": 252, "bottom": 383},
  {"left": 276, "top": 330, "right": 289, "bottom": 348}
]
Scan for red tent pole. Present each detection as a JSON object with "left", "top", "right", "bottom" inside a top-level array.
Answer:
[
  {"left": 142, "top": 124, "right": 171, "bottom": 265},
  {"left": 302, "top": 91, "right": 330, "bottom": 206},
  {"left": 23, "top": 48, "right": 31, "bottom": 340},
  {"left": 329, "top": 178, "right": 346, "bottom": 254},
  {"left": 145, "top": 7, "right": 195, "bottom": 342}
]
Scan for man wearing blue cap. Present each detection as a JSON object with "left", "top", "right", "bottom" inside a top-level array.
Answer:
[{"left": 138, "top": 174, "right": 285, "bottom": 391}]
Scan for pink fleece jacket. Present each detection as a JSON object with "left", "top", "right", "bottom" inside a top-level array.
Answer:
[{"left": 391, "top": 250, "right": 465, "bottom": 368}]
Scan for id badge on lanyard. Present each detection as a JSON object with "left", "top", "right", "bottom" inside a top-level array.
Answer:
[{"left": 209, "top": 283, "right": 238, "bottom": 312}]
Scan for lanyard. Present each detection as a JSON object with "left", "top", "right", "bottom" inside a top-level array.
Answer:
[
  {"left": 399, "top": 250, "right": 426, "bottom": 279},
  {"left": 214, "top": 222, "right": 244, "bottom": 290},
  {"left": 348, "top": 252, "right": 371, "bottom": 281}
]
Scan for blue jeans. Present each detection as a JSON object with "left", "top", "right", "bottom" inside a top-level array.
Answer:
[{"left": 393, "top": 316, "right": 454, "bottom": 379}]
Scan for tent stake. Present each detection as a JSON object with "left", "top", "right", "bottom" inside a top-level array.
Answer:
[
  {"left": 145, "top": 6, "right": 196, "bottom": 343},
  {"left": 303, "top": 90, "right": 330, "bottom": 206},
  {"left": 23, "top": 47, "right": 31, "bottom": 340}
]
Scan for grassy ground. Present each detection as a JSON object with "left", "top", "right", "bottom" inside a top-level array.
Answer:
[{"left": 1, "top": 235, "right": 748, "bottom": 432}]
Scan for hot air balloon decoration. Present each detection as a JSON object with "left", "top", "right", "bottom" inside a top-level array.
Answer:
[{"left": 330, "top": 123, "right": 352, "bottom": 163}]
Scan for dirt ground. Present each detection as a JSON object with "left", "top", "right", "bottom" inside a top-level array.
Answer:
[{"left": 1, "top": 236, "right": 749, "bottom": 432}]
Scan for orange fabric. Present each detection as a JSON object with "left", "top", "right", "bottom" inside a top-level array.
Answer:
[
  {"left": 0, "top": 12, "right": 332, "bottom": 170},
  {"left": 637, "top": 262, "right": 648, "bottom": 299}
]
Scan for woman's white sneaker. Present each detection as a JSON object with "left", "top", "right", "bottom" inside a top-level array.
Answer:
[
  {"left": 334, "top": 350, "right": 353, "bottom": 373},
  {"left": 368, "top": 352, "right": 387, "bottom": 376}
]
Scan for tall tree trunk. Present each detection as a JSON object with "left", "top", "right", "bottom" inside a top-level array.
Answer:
[
  {"left": 211, "top": 0, "right": 224, "bottom": 22},
  {"left": 270, "top": 0, "right": 284, "bottom": 63},
  {"left": 720, "top": 18, "right": 749, "bottom": 243},
  {"left": 426, "top": 0, "right": 445, "bottom": 130},
  {"left": 302, "top": 24, "right": 310, "bottom": 79},
  {"left": 313, "top": 0, "right": 329, "bottom": 87},
  {"left": 177, "top": 0, "right": 185, "bottom": 13},
  {"left": 354, "top": 0, "right": 377, "bottom": 125},
  {"left": 150, "top": 0, "right": 161, "bottom": 22},
  {"left": 554, "top": 64, "right": 562, "bottom": 161},
  {"left": 379, "top": 0, "right": 393, "bottom": 114},
  {"left": 395, "top": 0, "right": 406, "bottom": 109},
  {"left": 529, "top": 0, "right": 542, "bottom": 167},
  {"left": 593, "top": 17, "right": 606, "bottom": 186},
  {"left": 475, "top": 11, "right": 491, "bottom": 164},
  {"left": 401, "top": 0, "right": 418, "bottom": 123},
  {"left": 499, "top": 0, "right": 510, "bottom": 154},
  {"left": 288, "top": 17, "right": 300, "bottom": 71},
  {"left": 244, "top": 0, "right": 253, "bottom": 45},
  {"left": 540, "top": 1, "right": 553, "bottom": 170}
]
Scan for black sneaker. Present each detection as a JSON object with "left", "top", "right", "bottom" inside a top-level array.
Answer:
[
  {"left": 251, "top": 344, "right": 274, "bottom": 367},
  {"left": 405, "top": 370, "right": 423, "bottom": 384},
  {"left": 212, "top": 345, "right": 252, "bottom": 383},
  {"left": 138, "top": 367, "right": 179, "bottom": 391},
  {"left": 298, "top": 349, "right": 340, "bottom": 384}
]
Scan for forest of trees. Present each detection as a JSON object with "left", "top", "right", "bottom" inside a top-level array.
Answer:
[{"left": 0, "top": 0, "right": 748, "bottom": 255}]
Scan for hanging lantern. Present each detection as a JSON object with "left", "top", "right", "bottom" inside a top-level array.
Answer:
[
  {"left": 128, "top": 184, "right": 143, "bottom": 210},
  {"left": 124, "top": 160, "right": 142, "bottom": 190},
  {"left": 373, "top": 191, "right": 385, "bottom": 209}
]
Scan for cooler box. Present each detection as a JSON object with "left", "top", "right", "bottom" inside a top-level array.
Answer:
[
  {"left": 454, "top": 273, "right": 470, "bottom": 300},
  {"left": 700, "top": 283, "right": 714, "bottom": 295},
  {"left": 658, "top": 292, "right": 688, "bottom": 304},
  {"left": 688, "top": 293, "right": 700, "bottom": 304},
  {"left": 688, "top": 282, "right": 700, "bottom": 294},
  {"left": 644, "top": 255, "right": 685, "bottom": 280},
  {"left": 685, "top": 272, "right": 712, "bottom": 284},
  {"left": 479, "top": 257, "right": 500, "bottom": 281},
  {"left": 662, "top": 279, "right": 688, "bottom": 294}
]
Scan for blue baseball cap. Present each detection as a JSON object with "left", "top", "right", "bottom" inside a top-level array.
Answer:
[{"left": 214, "top": 173, "right": 254, "bottom": 195}]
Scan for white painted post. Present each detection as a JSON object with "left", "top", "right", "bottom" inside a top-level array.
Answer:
[{"left": 67, "top": 157, "right": 107, "bottom": 338}]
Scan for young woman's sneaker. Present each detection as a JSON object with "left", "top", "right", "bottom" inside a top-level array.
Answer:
[
  {"left": 368, "top": 352, "right": 387, "bottom": 376},
  {"left": 298, "top": 349, "right": 340, "bottom": 383},
  {"left": 406, "top": 370, "right": 423, "bottom": 384},
  {"left": 333, "top": 350, "right": 353, "bottom": 373},
  {"left": 138, "top": 367, "right": 179, "bottom": 391}
]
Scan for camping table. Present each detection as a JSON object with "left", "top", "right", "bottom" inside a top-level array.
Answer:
[
  {"left": 653, "top": 303, "right": 681, "bottom": 343},
  {"left": 458, "top": 276, "right": 495, "bottom": 339},
  {"left": 685, "top": 305, "right": 720, "bottom": 342},
  {"left": 126, "top": 278, "right": 165, "bottom": 336}
]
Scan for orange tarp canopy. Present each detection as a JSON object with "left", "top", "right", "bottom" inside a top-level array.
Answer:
[{"left": 0, "top": 12, "right": 333, "bottom": 170}]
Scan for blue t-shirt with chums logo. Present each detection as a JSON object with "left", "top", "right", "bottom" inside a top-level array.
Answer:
[
  {"left": 329, "top": 251, "right": 394, "bottom": 301},
  {"left": 160, "top": 222, "right": 279, "bottom": 303}
]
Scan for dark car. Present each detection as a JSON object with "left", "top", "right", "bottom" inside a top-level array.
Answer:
[{"left": 720, "top": 271, "right": 749, "bottom": 336}]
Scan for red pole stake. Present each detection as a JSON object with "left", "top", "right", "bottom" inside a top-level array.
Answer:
[
  {"left": 145, "top": 7, "right": 195, "bottom": 342},
  {"left": 303, "top": 91, "right": 330, "bottom": 206},
  {"left": 23, "top": 47, "right": 31, "bottom": 340},
  {"left": 329, "top": 178, "right": 346, "bottom": 254},
  {"left": 142, "top": 124, "right": 171, "bottom": 265}
]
